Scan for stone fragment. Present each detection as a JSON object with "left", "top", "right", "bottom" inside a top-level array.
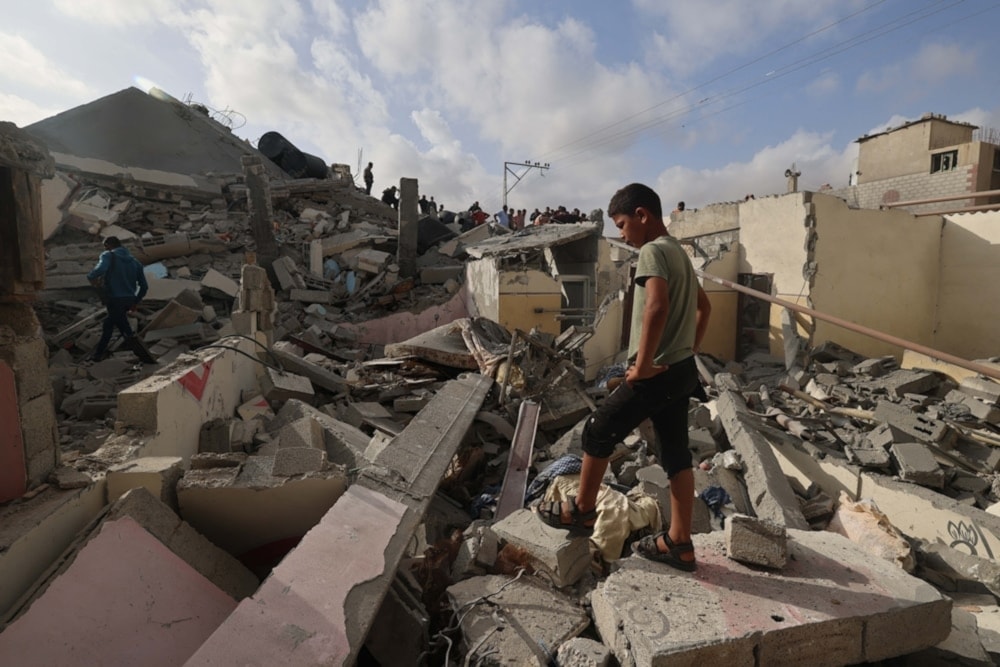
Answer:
[
  {"left": 556, "top": 637, "right": 612, "bottom": 667},
  {"left": 490, "top": 509, "right": 591, "bottom": 587},
  {"left": 272, "top": 447, "right": 326, "bottom": 476},
  {"left": 725, "top": 513, "right": 787, "bottom": 569},
  {"left": 200, "top": 268, "right": 239, "bottom": 297},
  {"left": 260, "top": 367, "right": 314, "bottom": 404},
  {"left": 48, "top": 466, "right": 91, "bottom": 489}
]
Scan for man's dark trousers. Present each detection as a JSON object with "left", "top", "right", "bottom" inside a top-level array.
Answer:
[{"left": 94, "top": 296, "right": 136, "bottom": 357}]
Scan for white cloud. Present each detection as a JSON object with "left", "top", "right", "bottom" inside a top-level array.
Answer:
[
  {"left": 857, "top": 41, "right": 978, "bottom": 95},
  {"left": 51, "top": 0, "right": 181, "bottom": 26},
  {"left": 0, "top": 32, "right": 93, "bottom": 97},
  {"left": 806, "top": 71, "right": 840, "bottom": 96},
  {"left": 652, "top": 129, "right": 855, "bottom": 213},
  {"left": 0, "top": 93, "right": 63, "bottom": 128}
]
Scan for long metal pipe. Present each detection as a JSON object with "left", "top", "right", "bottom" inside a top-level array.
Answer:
[
  {"left": 914, "top": 202, "right": 1000, "bottom": 216},
  {"left": 695, "top": 269, "right": 1000, "bottom": 382}
]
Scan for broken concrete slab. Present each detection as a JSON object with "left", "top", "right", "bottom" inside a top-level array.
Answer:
[
  {"left": 200, "top": 268, "right": 238, "bottom": 298},
  {"left": 185, "top": 484, "right": 406, "bottom": 667},
  {"left": 272, "top": 399, "right": 369, "bottom": 468},
  {"left": 260, "top": 367, "right": 314, "bottom": 404},
  {"left": 556, "top": 637, "right": 613, "bottom": 667},
  {"left": 384, "top": 320, "right": 479, "bottom": 370},
  {"left": 716, "top": 391, "right": 809, "bottom": 529},
  {"left": 490, "top": 508, "right": 591, "bottom": 588},
  {"left": 592, "top": 530, "right": 951, "bottom": 666},
  {"left": 890, "top": 441, "right": 945, "bottom": 489},
  {"left": 0, "top": 516, "right": 237, "bottom": 667},
  {"left": 107, "top": 487, "right": 258, "bottom": 600},
  {"left": 270, "top": 344, "right": 348, "bottom": 394},
  {"left": 447, "top": 574, "right": 590, "bottom": 666},
  {"left": 272, "top": 447, "right": 326, "bottom": 476}
]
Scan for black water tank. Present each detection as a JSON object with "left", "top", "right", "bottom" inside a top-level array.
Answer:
[{"left": 257, "top": 131, "right": 328, "bottom": 179}]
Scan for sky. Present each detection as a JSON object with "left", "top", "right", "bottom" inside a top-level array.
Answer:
[{"left": 3, "top": 0, "right": 1000, "bottom": 236}]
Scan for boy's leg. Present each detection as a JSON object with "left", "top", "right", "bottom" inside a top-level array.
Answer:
[{"left": 650, "top": 390, "right": 697, "bottom": 562}]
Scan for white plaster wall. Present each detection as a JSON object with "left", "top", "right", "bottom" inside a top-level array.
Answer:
[
  {"left": 466, "top": 259, "right": 500, "bottom": 321},
  {"left": 935, "top": 211, "right": 1000, "bottom": 358},
  {"left": 582, "top": 297, "right": 624, "bottom": 381},
  {"left": 809, "top": 194, "right": 942, "bottom": 358},
  {"left": 119, "top": 337, "right": 260, "bottom": 460}
]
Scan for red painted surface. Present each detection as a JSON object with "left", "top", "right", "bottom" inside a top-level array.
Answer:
[
  {"left": 178, "top": 360, "right": 214, "bottom": 401},
  {"left": 0, "top": 361, "right": 26, "bottom": 502}
]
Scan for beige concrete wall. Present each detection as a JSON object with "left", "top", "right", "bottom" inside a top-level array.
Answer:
[
  {"left": 342, "top": 285, "right": 469, "bottom": 345},
  {"left": 582, "top": 297, "right": 624, "bottom": 381},
  {"left": 858, "top": 123, "right": 932, "bottom": 183},
  {"left": 809, "top": 194, "right": 942, "bottom": 358},
  {"left": 669, "top": 202, "right": 740, "bottom": 239},
  {"left": 934, "top": 210, "right": 1000, "bottom": 358},
  {"left": 497, "top": 268, "right": 562, "bottom": 335},
  {"left": 929, "top": 119, "right": 975, "bottom": 150},
  {"left": 700, "top": 248, "right": 740, "bottom": 361},
  {"left": 739, "top": 193, "right": 809, "bottom": 292}
]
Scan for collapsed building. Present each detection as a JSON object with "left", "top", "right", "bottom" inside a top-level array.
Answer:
[{"left": 0, "top": 89, "right": 999, "bottom": 666}]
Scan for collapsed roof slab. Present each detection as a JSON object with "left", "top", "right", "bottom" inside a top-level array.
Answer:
[
  {"left": 186, "top": 373, "right": 492, "bottom": 666},
  {"left": 25, "top": 87, "right": 284, "bottom": 189},
  {"left": 592, "top": 531, "right": 951, "bottom": 666},
  {"left": 0, "top": 517, "right": 237, "bottom": 667}
]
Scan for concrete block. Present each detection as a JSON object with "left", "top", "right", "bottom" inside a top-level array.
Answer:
[
  {"left": 725, "top": 513, "right": 787, "bottom": 568},
  {"left": 865, "top": 422, "right": 904, "bottom": 449},
  {"left": 591, "top": 530, "right": 950, "bottom": 666},
  {"left": 271, "top": 256, "right": 303, "bottom": 291},
  {"left": 891, "top": 442, "right": 945, "bottom": 488},
  {"left": 451, "top": 522, "right": 499, "bottom": 579},
  {"left": 556, "top": 637, "right": 612, "bottom": 667},
  {"left": 260, "top": 367, "right": 314, "bottom": 404},
  {"left": 490, "top": 509, "right": 591, "bottom": 587},
  {"left": 0, "top": 517, "right": 237, "bottom": 667},
  {"left": 845, "top": 446, "right": 892, "bottom": 470},
  {"left": 239, "top": 264, "right": 268, "bottom": 290},
  {"left": 946, "top": 389, "right": 1000, "bottom": 423},
  {"left": 272, "top": 447, "right": 326, "bottom": 476},
  {"left": 960, "top": 376, "right": 1000, "bottom": 405},
  {"left": 108, "top": 487, "right": 258, "bottom": 600},
  {"left": 852, "top": 357, "right": 892, "bottom": 377},
  {"left": 447, "top": 575, "right": 589, "bottom": 665},
  {"left": 342, "top": 401, "right": 393, "bottom": 429},
  {"left": 199, "top": 418, "right": 232, "bottom": 454},
  {"left": 356, "top": 248, "right": 391, "bottom": 274},
  {"left": 143, "top": 300, "right": 201, "bottom": 336},
  {"left": 278, "top": 417, "right": 323, "bottom": 450},
  {"left": 874, "top": 400, "right": 955, "bottom": 447},
  {"left": 716, "top": 391, "right": 809, "bottom": 529},
  {"left": 236, "top": 394, "right": 273, "bottom": 421},
  {"left": 107, "top": 456, "right": 185, "bottom": 510},
  {"left": 272, "top": 400, "right": 369, "bottom": 468},
  {"left": 201, "top": 268, "right": 239, "bottom": 297},
  {"left": 868, "top": 369, "right": 940, "bottom": 398},
  {"left": 49, "top": 467, "right": 91, "bottom": 489},
  {"left": 289, "top": 289, "right": 331, "bottom": 304}
]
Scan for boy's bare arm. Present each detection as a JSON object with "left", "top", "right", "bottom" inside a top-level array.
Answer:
[
  {"left": 628, "top": 275, "right": 670, "bottom": 383},
  {"left": 694, "top": 286, "right": 712, "bottom": 353}
]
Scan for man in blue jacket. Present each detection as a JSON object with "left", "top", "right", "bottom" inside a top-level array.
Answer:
[{"left": 86, "top": 236, "right": 153, "bottom": 363}]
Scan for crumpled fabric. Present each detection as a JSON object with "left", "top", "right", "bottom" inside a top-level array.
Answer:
[
  {"left": 544, "top": 474, "right": 660, "bottom": 563},
  {"left": 525, "top": 455, "right": 582, "bottom": 504}
]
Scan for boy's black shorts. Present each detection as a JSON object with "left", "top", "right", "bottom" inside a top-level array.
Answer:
[{"left": 581, "top": 355, "right": 700, "bottom": 477}]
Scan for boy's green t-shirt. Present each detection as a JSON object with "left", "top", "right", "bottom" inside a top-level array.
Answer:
[{"left": 628, "top": 234, "right": 698, "bottom": 367}]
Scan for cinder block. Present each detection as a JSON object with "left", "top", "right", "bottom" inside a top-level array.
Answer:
[
  {"left": 240, "top": 264, "right": 268, "bottom": 290},
  {"left": 725, "top": 513, "right": 787, "bottom": 569},
  {"left": 278, "top": 417, "right": 323, "bottom": 450},
  {"left": 891, "top": 442, "right": 945, "bottom": 489},
  {"left": 273, "top": 447, "right": 326, "bottom": 476},
  {"left": 261, "top": 368, "right": 314, "bottom": 404},
  {"left": 107, "top": 456, "right": 185, "bottom": 510},
  {"left": 490, "top": 509, "right": 590, "bottom": 587}
]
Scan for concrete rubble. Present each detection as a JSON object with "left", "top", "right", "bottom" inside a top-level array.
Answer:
[{"left": 3, "top": 88, "right": 1000, "bottom": 666}]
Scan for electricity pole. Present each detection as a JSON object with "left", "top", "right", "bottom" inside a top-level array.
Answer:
[{"left": 503, "top": 160, "right": 550, "bottom": 208}]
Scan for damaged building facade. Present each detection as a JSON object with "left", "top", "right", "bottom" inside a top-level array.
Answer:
[{"left": 1, "top": 87, "right": 1000, "bottom": 666}]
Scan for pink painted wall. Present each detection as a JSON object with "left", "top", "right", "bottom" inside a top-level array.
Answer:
[
  {"left": 340, "top": 284, "right": 470, "bottom": 345},
  {"left": 0, "top": 517, "right": 236, "bottom": 666}
]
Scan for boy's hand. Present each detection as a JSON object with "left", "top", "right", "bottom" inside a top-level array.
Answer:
[{"left": 626, "top": 362, "right": 668, "bottom": 386}]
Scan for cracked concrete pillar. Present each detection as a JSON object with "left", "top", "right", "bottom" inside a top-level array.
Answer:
[
  {"left": 397, "top": 177, "right": 418, "bottom": 279},
  {"left": 241, "top": 155, "right": 278, "bottom": 269}
]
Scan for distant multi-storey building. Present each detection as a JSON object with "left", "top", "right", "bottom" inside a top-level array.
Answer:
[{"left": 832, "top": 113, "right": 1000, "bottom": 215}]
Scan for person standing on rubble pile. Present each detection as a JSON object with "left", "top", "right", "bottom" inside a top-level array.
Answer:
[
  {"left": 86, "top": 236, "right": 155, "bottom": 364},
  {"left": 363, "top": 161, "right": 374, "bottom": 195},
  {"left": 381, "top": 185, "right": 398, "bottom": 209},
  {"left": 535, "top": 182, "right": 711, "bottom": 572}
]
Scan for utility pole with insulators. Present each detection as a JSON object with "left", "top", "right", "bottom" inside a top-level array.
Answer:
[{"left": 504, "top": 160, "right": 550, "bottom": 208}]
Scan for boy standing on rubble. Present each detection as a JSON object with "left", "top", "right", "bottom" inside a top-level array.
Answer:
[
  {"left": 86, "top": 236, "right": 154, "bottom": 364},
  {"left": 536, "top": 183, "right": 711, "bottom": 571}
]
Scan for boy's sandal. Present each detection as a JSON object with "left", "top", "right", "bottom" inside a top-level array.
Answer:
[
  {"left": 631, "top": 531, "right": 697, "bottom": 572},
  {"left": 534, "top": 496, "right": 597, "bottom": 537}
]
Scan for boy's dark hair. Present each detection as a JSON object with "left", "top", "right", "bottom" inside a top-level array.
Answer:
[
  {"left": 103, "top": 236, "right": 122, "bottom": 249},
  {"left": 608, "top": 183, "right": 663, "bottom": 219}
]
